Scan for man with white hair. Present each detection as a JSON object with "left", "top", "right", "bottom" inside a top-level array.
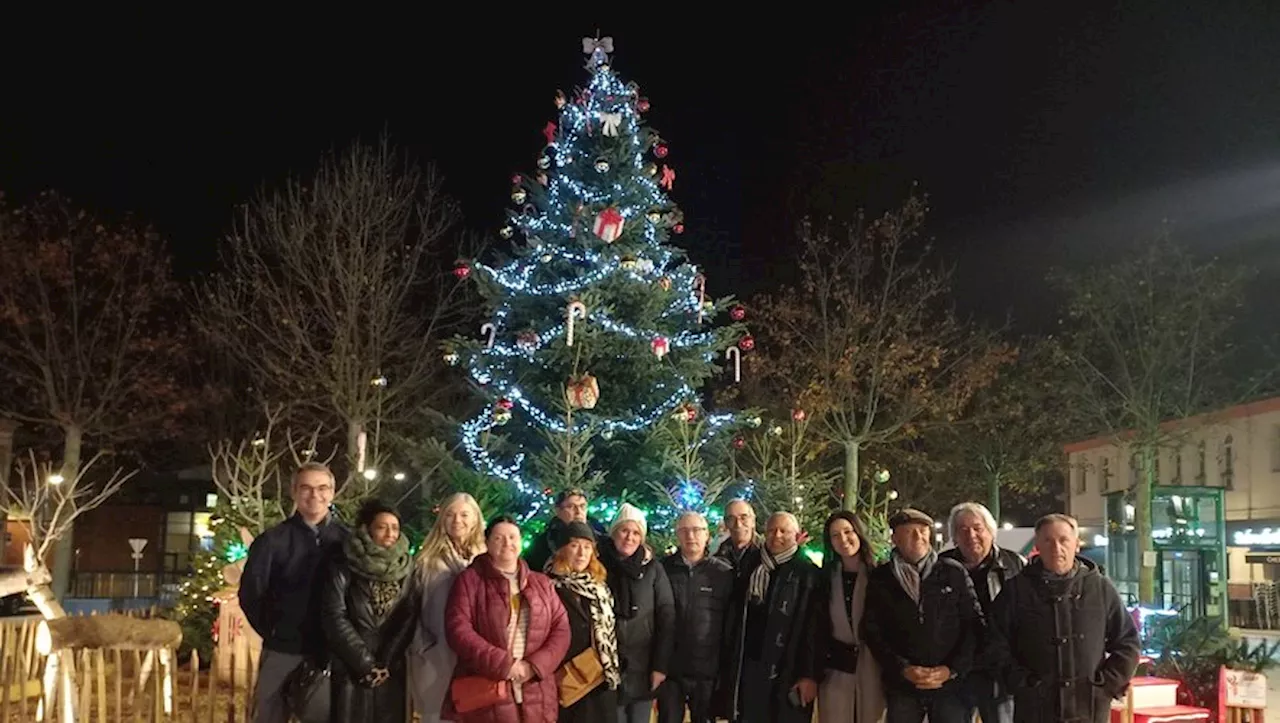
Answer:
[
  {"left": 987, "top": 513, "right": 1139, "bottom": 723},
  {"left": 659, "top": 511, "right": 733, "bottom": 723},
  {"left": 717, "top": 511, "right": 822, "bottom": 723},
  {"left": 940, "top": 502, "right": 1025, "bottom": 723},
  {"left": 715, "top": 498, "right": 763, "bottom": 585}
]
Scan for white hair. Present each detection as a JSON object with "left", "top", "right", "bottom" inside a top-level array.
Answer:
[
  {"left": 948, "top": 502, "right": 998, "bottom": 541},
  {"left": 766, "top": 511, "right": 800, "bottom": 533},
  {"left": 675, "top": 511, "right": 707, "bottom": 529}
]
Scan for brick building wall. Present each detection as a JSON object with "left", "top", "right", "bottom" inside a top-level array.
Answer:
[{"left": 72, "top": 505, "right": 165, "bottom": 572}]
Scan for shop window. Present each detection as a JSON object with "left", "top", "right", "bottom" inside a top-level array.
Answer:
[
  {"left": 1075, "top": 463, "right": 1088, "bottom": 494},
  {"left": 1100, "top": 457, "right": 1112, "bottom": 491},
  {"left": 1172, "top": 449, "right": 1183, "bottom": 485},
  {"left": 1196, "top": 440, "right": 1207, "bottom": 483}
]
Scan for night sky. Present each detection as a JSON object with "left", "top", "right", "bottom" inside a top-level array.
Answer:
[{"left": 4, "top": 4, "right": 1279, "bottom": 334}]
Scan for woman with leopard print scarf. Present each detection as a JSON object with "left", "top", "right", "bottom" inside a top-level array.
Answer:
[
  {"left": 321, "top": 499, "right": 418, "bottom": 723},
  {"left": 548, "top": 520, "right": 622, "bottom": 723}
]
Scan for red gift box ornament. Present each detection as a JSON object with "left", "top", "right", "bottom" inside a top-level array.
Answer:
[
  {"left": 565, "top": 374, "right": 600, "bottom": 410},
  {"left": 651, "top": 336, "right": 670, "bottom": 359},
  {"left": 594, "top": 207, "right": 625, "bottom": 243}
]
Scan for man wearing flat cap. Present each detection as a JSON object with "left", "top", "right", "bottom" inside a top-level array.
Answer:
[
  {"left": 525, "top": 488, "right": 607, "bottom": 573},
  {"left": 863, "top": 508, "right": 980, "bottom": 723}
]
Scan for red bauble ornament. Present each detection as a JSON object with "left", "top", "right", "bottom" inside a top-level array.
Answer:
[
  {"left": 453, "top": 261, "right": 471, "bottom": 279},
  {"left": 497, "top": 398, "right": 514, "bottom": 410},
  {"left": 637, "top": 97, "right": 650, "bottom": 112},
  {"left": 732, "top": 436, "right": 745, "bottom": 450},
  {"left": 792, "top": 408, "right": 807, "bottom": 422},
  {"left": 511, "top": 174, "right": 522, "bottom": 184},
  {"left": 673, "top": 223, "right": 685, "bottom": 234},
  {"left": 730, "top": 305, "right": 746, "bottom": 321},
  {"left": 654, "top": 143, "right": 669, "bottom": 159},
  {"left": 739, "top": 334, "right": 755, "bottom": 351}
]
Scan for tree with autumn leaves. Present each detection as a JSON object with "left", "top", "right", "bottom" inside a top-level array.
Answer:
[
  {"left": 745, "top": 196, "right": 1015, "bottom": 518},
  {"left": 0, "top": 191, "right": 193, "bottom": 596}
]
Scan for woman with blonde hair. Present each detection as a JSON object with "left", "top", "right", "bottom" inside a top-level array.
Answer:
[{"left": 408, "top": 492, "right": 486, "bottom": 721}]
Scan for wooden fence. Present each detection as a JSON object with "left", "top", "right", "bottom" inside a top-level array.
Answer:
[{"left": 0, "top": 613, "right": 258, "bottom": 723}]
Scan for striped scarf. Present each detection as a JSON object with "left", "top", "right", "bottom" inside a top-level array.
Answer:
[
  {"left": 552, "top": 572, "right": 622, "bottom": 689},
  {"left": 749, "top": 544, "right": 797, "bottom": 604}
]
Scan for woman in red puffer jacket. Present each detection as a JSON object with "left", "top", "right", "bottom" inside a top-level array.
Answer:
[{"left": 443, "top": 514, "right": 570, "bottom": 723}]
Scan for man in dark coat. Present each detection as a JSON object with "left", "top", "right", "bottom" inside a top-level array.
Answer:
[
  {"left": 988, "top": 513, "right": 1140, "bottom": 723},
  {"left": 941, "top": 502, "right": 1026, "bottom": 723},
  {"left": 864, "top": 508, "right": 979, "bottom": 723},
  {"left": 718, "top": 511, "right": 822, "bottom": 723},
  {"left": 715, "top": 498, "right": 763, "bottom": 586},
  {"left": 524, "top": 488, "right": 607, "bottom": 573},
  {"left": 239, "top": 462, "right": 349, "bottom": 723},
  {"left": 659, "top": 511, "right": 733, "bottom": 723}
]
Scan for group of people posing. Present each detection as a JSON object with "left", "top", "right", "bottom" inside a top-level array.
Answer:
[{"left": 238, "top": 462, "right": 1142, "bottom": 723}]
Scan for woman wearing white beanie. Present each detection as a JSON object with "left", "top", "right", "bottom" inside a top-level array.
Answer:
[{"left": 601, "top": 503, "right": 676, "bottom": 723}]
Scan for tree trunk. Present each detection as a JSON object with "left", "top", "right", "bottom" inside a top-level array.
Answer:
[
  {"left": 842, "top": 441, "right": 860, "bottom": 511},
  {"left": 51, "top": 424, "right": 83, "bottom": 600},
  {"left": 346, "top": 418, "right": 364, "bottom": 481},
  {"left": 1137, "top": 445, "right": 1156, "bottom": 604},
  {"left": 0, "top": 420, "right": 16, "bottom": 557},
  {"left": 987, "top": 471, "right": 1002, "bottom": 523}
]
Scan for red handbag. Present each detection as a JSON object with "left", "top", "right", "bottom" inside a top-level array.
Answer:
[{"left": 450, "top": 676, "right": 510, "bottom": 713}]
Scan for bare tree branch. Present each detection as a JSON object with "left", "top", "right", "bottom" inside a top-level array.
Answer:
[
  {"left": 5, "top": 450, "right": 133, "bottom": 564},
  {"left": 196, "top": 138, "right": 474, "bottom": 483}
]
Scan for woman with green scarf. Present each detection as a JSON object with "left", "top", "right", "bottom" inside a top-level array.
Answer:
[{"left": 322, "top": 499, "right": 419, "bottom": 723}]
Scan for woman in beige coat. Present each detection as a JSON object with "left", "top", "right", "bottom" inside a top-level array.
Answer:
[
  {"left": 814, "top": 510, "right": 886, "bottom": 723},
  {"left": 407, "top": 493, "right": 485, "bottom": 722}
]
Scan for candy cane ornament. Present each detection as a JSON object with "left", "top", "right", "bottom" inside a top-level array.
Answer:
[
  {"left": 480, "top": 323, "right": 496, "bottom": 349},
  {"left": 725, "top": 346, "right": 742, "bottom": 383},
  {"left": 695, "top": 274, "right": 707, "bottom": 323},
  {"left": 566, "top": 301, "right": 588, "bottom": 346}
]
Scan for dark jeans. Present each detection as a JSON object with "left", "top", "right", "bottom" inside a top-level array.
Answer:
[
  {"left": 886, "top": 690, "right": 969, "bottom": 723},
  {"left": 657, "top": 677, "right": 716, "bottom": 723},
  {"left": 617, "top": 700, "right": 652, "bottom": 723},
  {"left": 958, "top": 676, "right": 1014, "bottom": 723}
]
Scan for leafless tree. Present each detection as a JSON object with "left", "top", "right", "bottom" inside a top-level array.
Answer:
[
  {"left": 0, "top": 191, "right": 189, "bottom": 596},
  {"left": 749, "top": 196, "right": 1014, "bottom": 510},
  {"left": 197, "top": 139, "right": 472, "bottom": 486},
  {"left": 1054, "top": 236, "right": 1259, "bottom": 603},
  {"left": 0, "top": 450, "right": 132, "bottom": 613}
]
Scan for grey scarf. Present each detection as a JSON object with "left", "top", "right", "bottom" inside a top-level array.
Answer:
[
  {"left": 749, "top": 544, "right": 797, "bottom": 604},
  {"left": 891, "top": 549, "right": 938, "bottom": 603}
]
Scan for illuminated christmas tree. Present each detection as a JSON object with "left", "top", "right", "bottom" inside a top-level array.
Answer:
[{"left": 449, "top": 36, "right": 750, "bottom": 527}]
